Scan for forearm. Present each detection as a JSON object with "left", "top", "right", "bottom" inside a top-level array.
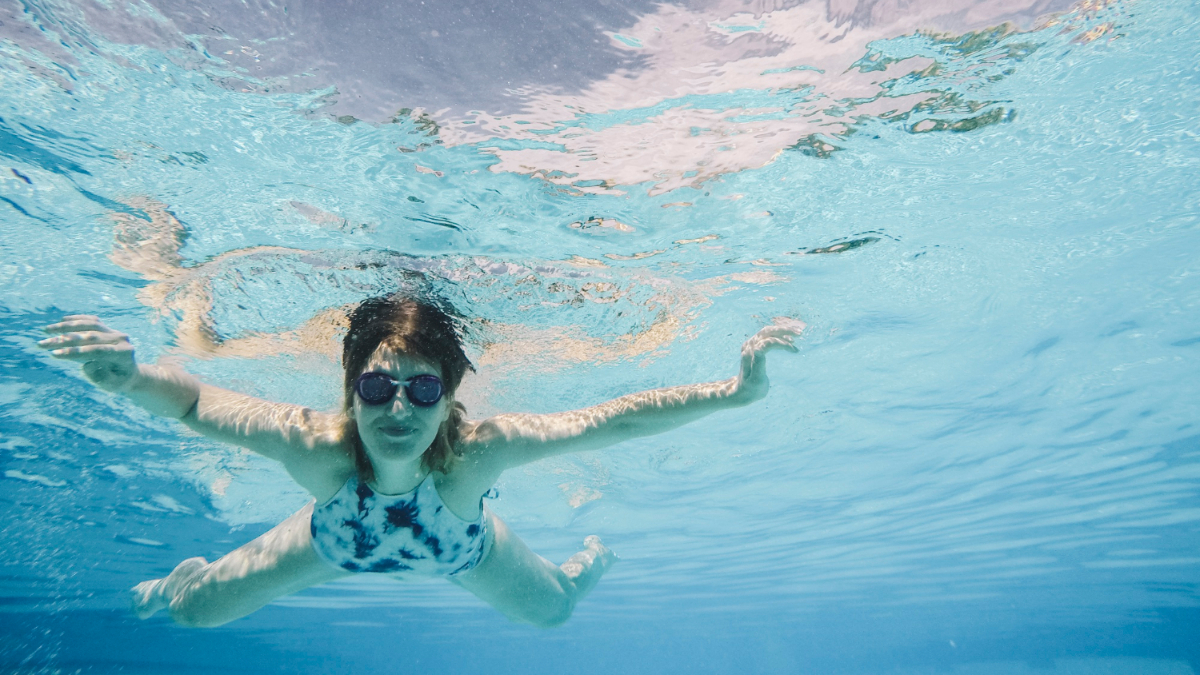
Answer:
[
  {"left": 588, "top": 377, "right": 749, "bottom": 439},
  {"left": 483, "top": 376, "right": 750, "bottom": 462},
  {"left": 120, "top": 363, "right": 202, "bottom": 419}
]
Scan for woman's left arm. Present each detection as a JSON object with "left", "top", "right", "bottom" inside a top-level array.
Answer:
[{"left": 465, "top": 319, "right": 804, "bottom": 472}]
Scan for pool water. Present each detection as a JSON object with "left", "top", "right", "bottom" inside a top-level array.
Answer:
[{"left": 2, "top": 0, "right": 1199, "bottom": 672}]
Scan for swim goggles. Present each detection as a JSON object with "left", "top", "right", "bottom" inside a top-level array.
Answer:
[{"left": 353, "top": 372, "right": 444, "bottom": 407}]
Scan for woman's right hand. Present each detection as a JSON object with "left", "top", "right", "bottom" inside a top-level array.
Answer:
[
  {"left": 38, "top": 315, "right": 139, "bottom": 392},
  {"left": 733, "top": 318, "right": 805, "bottom": 404}
]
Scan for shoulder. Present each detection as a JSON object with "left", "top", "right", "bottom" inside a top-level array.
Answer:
[
  {"left": 314, "top": 412, "right": 355, "bottom": 450},
  {"left": 454, "top": 416, "right": 519, "bottom": 454},
  {"left": 447, "top": 417, "right": 512, "bottom": 476},
  {"left": 285, "top": 413, "right": 356, "bottom": 473}
]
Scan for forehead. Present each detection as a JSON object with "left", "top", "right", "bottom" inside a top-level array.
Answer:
[{"left": 364, "top": 343, "right": 440, "bottom": 376}]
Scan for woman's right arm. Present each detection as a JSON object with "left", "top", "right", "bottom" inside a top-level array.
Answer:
[{"left": 38, "top": 316, "right": 351, "bottom": 490}]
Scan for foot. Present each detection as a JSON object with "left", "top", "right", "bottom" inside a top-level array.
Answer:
[
  {"left": 561, "top": 535, "right": 618, "bottom": 580},
  {"left": 583, "top": 535, "right": 618, "bottom": 571},
  {"left": 130, "top": 556, "right": 208, "bottom": 620}
]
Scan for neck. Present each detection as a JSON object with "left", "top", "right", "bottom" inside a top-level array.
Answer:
[{"left": 369, "top": 454, "right": 428, "bottom": 495}]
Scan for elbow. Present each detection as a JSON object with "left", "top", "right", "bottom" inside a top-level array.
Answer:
[
  {"left": 526, "top": 595, "right": 576, "bottom": 629},
  {"left": 169, "top": 604, "right": 231, "bottom": 629}
]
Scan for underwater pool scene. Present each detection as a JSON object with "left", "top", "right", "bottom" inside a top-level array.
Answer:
[{"left": 2, "top": 0, "right": 1199, "bottom": 672}]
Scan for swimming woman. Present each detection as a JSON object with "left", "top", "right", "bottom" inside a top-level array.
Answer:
[{"left": 37, "top": 296, "right": 802, "bottom": 628}]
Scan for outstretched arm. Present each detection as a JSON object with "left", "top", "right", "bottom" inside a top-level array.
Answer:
[
  {"left": 38, "top": 316, "right": 350, "bottom": 493},
  {"left": 465, "top": 319, "right": 804, "bottom": 473}
]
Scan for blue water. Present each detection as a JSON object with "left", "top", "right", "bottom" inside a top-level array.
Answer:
[{"left": 2, "top": 0, "right": 1199, "bottom": 672}]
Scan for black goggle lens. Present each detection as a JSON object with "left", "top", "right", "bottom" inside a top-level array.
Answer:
[
  {"left": 405, "top": 375, "right": 444, "bottom": 407},
  {"left": 356, "top": 372, "right": 398, "bottom": 405},
  {"left": 354, "top": 372, "right": 443, "bottom": 407}
]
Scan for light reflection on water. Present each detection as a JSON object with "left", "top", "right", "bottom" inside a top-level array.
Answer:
[{"left": 1, "top": 0, "right": 1199, "bottom": 672}]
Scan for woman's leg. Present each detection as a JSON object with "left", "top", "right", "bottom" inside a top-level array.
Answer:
[
  {"left": 451, "top": 511, "right": 617, "bottom": 628},
  {"left": 131, "top": 501, "right": 348, "bottom": 627}
]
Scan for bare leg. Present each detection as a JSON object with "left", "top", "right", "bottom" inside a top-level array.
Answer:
[
  {"left": 131, "top": 502, "right": 348, "bottom": 627},
  {"left": 452, "top": 512, "right": 617, "bottom": 628}
]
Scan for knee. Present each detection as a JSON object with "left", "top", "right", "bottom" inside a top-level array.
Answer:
[
  {"left": 526, "top": 594, "right": 576, "bottom": 629},
  {"left": 169, "top": 606, "right": 226, "bottom": 628},
  {"left": 168, "top": 597, "right": 232, "bottom": 629}
]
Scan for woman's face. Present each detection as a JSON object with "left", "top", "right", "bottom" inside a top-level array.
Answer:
[{"left": 352, "top": 343, "right": 451, "bottom": 468}]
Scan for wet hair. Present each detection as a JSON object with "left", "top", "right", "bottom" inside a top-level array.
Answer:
[{"left": 341, "top": 295, "right": 473, "bottom": 481}]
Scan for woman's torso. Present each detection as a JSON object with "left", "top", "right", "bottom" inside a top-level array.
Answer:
[{"left": 309, "top": 472, "right": 490, "bottom": 575}]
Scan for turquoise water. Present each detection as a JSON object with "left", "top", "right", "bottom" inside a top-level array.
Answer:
[{"left": 2, "top": 0, "right": 1199, "bottom": 672}]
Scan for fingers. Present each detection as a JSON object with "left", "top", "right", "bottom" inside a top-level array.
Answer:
[
  {"left": 760, "top": 321, "right": 805, "bottom": 338},
  {"left": 43, "top": 316, "right": 116, "bottom": 335},
  {"left": 758, "top": 335, "right": 799, "bottom": 353},
  {"left": 748, "top": 319, "right": 805, "bottom": 348},
  {"left": 771, "top": 317, "right": 806, "bottom": 333},
  {"left": 754, "top": 326, "right": 800, "bottom": 342},
  {"left": 45, "top": 343, "right": 133, "bottom": 361},
  {"left": 37, "top": 330, "right": 128, "bottom": 350},
  {"left": 742, "top": 336, "right": 797, "bottom": 357},
  {"left": 756, "top": 328, "right": 797, "bottom": 345},
  {"left": 744, "top": 321, "right": 804, "bottom": 356}
]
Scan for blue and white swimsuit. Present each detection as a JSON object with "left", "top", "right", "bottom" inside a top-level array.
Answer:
[{"left": 310, "top": 474, "right": 490, "bottom": 576}]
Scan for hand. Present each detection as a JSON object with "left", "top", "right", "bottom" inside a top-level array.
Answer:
[
  {"left": 38, "top": 315, "right": 139, "bottom": 392},
  {"left": 734, "top": 318, "right": 805, "bottom": 403}
]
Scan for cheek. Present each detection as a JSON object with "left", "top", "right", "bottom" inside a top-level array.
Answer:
[
  {"left": 351, "top": 400, "right": 380, "bottom": 427},
  {"left": 436, "top": 400, "right": 453, "bottom": 425},
  {"left": 417, "top": 404, "right": 450, "bottom": 437},
  {"left": 423, "top": 406, "right": 448, "bottom": 431}
]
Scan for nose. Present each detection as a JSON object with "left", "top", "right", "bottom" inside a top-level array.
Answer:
[{"left": 387, "top": 392, "right": 412, "bottom": 416}]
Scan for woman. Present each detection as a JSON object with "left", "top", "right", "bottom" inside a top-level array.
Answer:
[{"left": 38, "top": 296, "right": 802, "bottom": 628}]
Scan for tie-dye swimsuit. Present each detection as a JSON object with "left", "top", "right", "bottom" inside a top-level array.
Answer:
[{"left": 309, "top": 473, "right": 490, "bottom": 576}]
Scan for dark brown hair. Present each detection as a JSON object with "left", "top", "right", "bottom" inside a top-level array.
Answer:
[{"left": 341, "top": 295, "right": 473, "bottom": 481}]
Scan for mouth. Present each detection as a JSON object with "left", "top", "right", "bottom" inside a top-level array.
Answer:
[{"left": 378, "top": 425, "right": 415, "bottom": 438}]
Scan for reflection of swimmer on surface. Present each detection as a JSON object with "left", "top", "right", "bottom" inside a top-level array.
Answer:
[
  {"left": 38, "top": 297, "right": 803, "bottom": 627},
  {"left": 111, "top": 196, "right": 352, "bottom": 360},
  {"left": 108, "top": 197, "right": 715, "bottom": 369}
]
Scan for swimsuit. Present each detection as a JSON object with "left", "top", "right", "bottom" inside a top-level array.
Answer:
[{"left": 309, "top": 473, "right": 490, "bottom": 576}]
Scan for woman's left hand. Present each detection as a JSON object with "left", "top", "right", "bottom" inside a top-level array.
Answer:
[
  {"left": 734, "top": 318, "right": 805, "bottom": 403},
  {"left": 38, "top": 315, "right": 140, "bottom": 393}
]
